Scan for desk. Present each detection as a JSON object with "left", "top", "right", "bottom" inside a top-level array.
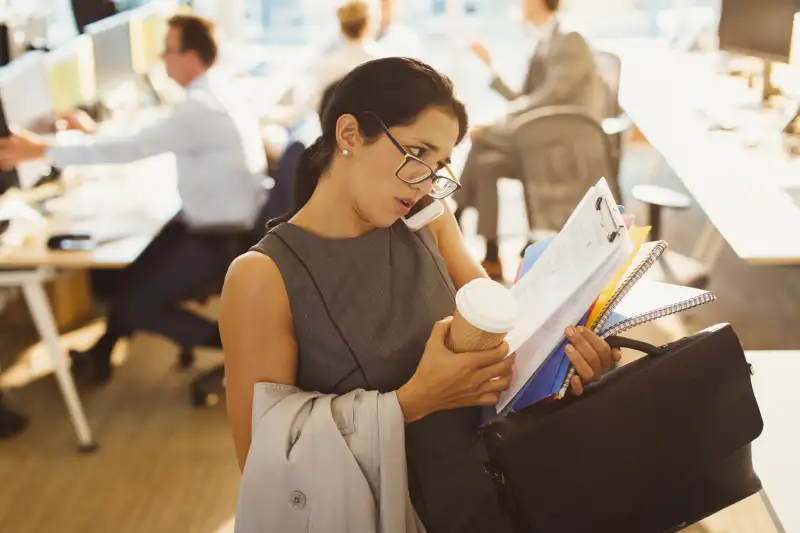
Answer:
[
  {"left": 0, "top": 44, "right": 308, "bottom": 450},
  {"left": 598, "top": 39, "right": 800, "bottom": 265},
  {"left": 747, "top": 351, "right": 800, "bottom": 533},
  {"left": 0, "top": 154, "right": 180, "bottom": 451}
]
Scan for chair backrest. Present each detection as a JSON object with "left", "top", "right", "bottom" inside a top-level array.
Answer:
[
  {"left": 593, "top": 50, "right": 622, "bottom": 119},
  {"left": 513, "top": 105, "right": 618, "bottom": 233}
]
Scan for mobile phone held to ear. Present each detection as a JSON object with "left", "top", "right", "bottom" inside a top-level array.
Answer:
[{"left": 402, "top": 196, "right": 445, "bottom": 231}]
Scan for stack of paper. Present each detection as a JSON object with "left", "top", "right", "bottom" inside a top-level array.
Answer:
[
  {"left": 491, "top": 178, "right": 717, "bottom": 417},
  {"left": 496, "top": 178, "right": 633, "bottom": 413}
]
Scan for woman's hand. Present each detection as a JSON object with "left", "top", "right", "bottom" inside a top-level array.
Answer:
[
  {"left": 564, "top": 326, "right": 621, "bottom": 396},
  {"left": 397, "top": 318, "right": 514, "bottom": 424}
]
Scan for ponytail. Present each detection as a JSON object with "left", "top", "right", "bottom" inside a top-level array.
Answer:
[{"left": 266, "top": 135, "right": 334, "bottom": 230}]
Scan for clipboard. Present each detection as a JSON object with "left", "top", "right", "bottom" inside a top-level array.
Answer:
[
  {"left": 497, "top": 178, "right": 633, "bottom": 413},
  {"left": 596, "top": 195, "right": 624, "bottom": 243}
]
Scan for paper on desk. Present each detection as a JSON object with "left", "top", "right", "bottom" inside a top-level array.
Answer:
[
  {"left": 0, "top": 196, "right": 46, "bottom": 247},
  {"left": 498, "top": 178, "right": 633, "bottom": 412}
]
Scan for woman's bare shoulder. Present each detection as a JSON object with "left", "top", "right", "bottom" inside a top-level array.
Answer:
[{"left": 222, "top": 250, "right": 290, "bottom": 317}]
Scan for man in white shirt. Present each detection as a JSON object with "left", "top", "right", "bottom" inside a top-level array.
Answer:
[{"left": 0, "top": 14, "right": 267, "bottom": 383}]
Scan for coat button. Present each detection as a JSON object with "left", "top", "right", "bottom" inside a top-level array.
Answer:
[{"left": 290, "top": 491, "right": 306, "bottom": 509}]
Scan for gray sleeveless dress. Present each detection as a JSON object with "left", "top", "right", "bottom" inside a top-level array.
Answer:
[{"left": 252, "top": 221, "right": 514, "bottom": 533}]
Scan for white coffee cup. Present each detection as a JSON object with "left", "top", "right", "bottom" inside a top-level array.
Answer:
[{"left": 447, "top": 278, "right": 518, "bottom": 353}]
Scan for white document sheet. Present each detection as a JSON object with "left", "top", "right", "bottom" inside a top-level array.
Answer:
[{"left": 497, "top": 178, "right": 633, "bottom": 412}]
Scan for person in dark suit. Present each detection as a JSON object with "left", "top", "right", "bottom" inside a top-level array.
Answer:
[{"left": 454, "top": 0, "right": 608, "bottom": 280}]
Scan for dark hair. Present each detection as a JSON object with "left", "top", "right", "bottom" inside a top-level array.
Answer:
[
  {"left": 318, "top": 79, "right": 341, "bottom": 119},
  {"left": 268, "top": 57, "right": 468, "bottom": 229},
  {"left": 168, "top": 14, "right": 218, "bottom": 67},
  {"left": 544, "top": 0, "right": 560, "bottom": 11}
]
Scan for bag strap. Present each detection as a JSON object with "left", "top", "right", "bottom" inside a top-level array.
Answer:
[{"left": 606, "top": 336, "right": 665, "bottom": 356}]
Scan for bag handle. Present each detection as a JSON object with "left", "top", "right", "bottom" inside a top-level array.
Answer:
[{"left": 606, "top": 335, "right": 666, "bottom": 356}]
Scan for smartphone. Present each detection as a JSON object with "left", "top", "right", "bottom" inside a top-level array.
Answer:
[
  {"left": 402, "top": 196, "right": 444, "bottom": 232},
  {"left": 46, "top": 233, "right": 96, "bottom": 251}
]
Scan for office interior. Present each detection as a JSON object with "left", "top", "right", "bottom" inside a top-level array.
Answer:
[{"left": 0, "top": 0, "right": 797, "bottom": 532}]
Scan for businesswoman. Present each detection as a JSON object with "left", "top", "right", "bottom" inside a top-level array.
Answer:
[{"left": 220, "top": 57, "right": 620, "bottom": 533}]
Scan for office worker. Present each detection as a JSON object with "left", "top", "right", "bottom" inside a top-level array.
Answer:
[
  {"left": 455, "top": 0, "right": 608, "bottom": 280},
  {"left": 0, "top": 14, "right": 267, "bottom": 383},
  {"left": 265, "top": 0, "right": 383, "bottom": 130},
  {"left": 220, "top": 57, "right": 619, "bottom": 533}
]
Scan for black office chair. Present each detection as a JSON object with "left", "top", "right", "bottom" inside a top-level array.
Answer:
[
  {"left": 185, "top": 141, "right": 307, "bottom": 406},
  {"left": 512, "top": 105, "right": 619, "bottom": 237}
]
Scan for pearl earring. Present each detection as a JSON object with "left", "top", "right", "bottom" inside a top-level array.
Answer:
[{"left": 342, "top": 149, "right": 350, "bottom": 157}]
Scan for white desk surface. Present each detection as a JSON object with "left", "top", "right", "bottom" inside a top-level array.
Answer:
[
  {"left": 0, "top": 46, "right": 315, "bottom": 271},
  {"left": 0, "top": 153, "right": 180, "bottom": 270},
  {"left": 598, "top": 38, "right": 800, "bottom": 265},
  {"left": 746, "top": 351, "right": 800, "bottom": 533}
]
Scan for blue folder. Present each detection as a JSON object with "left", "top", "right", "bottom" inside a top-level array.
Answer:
[{"left": 509, "top": 238, "right": 588, "bottom": 411}]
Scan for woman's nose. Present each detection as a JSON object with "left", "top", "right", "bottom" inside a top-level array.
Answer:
[{"left": 414, "top": 179, "right": 433, "bottom": 198}]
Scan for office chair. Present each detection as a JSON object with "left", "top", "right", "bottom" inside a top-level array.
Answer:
[
  {"left": 511, "top": 105, "right": 618, "bottom": 237},
  {"left": 185, "top": 142, "right": 307, "bottom": 406}
]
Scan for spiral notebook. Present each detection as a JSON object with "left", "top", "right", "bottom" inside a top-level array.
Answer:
[
  {"left": 553, "top": 240, "right": 716, "bottom": 399},
  {"left": 509, "top": 237, "right": 717, "bottom": 410}
]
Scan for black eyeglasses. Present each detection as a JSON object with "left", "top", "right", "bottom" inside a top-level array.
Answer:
[{"left": 363, "top": 111, "right": 461, "bottom": 200}]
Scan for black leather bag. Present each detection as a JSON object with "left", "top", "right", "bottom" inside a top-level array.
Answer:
[{"left": 481, "top": 323, "right": 764, "bottom": 533}]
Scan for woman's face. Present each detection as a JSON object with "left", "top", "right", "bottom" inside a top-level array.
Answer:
[{"left": 346, "top": 107, "right": 460, "bottom": 228}]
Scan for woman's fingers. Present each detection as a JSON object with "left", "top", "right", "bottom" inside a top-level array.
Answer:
[
  {"left": 478, "top": 374, "right": 512, "bottom": 394},
  {"left": 565, "top": 327, "right": 603, "bottom": 377},
  {"left": 581, "top": 329, "right": 613, "bottom": 370},
  {"left": 569, "top": 376, "right": 584, "bottom": 396},
  {"left": 474, "top": 352, "right": 515, "bottom": 384},
  {"left": 565, "top": 343, "right": 595, "bottom": 382}
]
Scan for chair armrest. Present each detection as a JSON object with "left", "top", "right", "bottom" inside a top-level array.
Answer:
[{"left": 602, "top": 114, "right": 633, "bottom": 136}]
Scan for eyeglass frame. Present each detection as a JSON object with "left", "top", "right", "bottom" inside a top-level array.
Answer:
[{"left": 362, "top": 111, "right": 461, "bottom": 200}]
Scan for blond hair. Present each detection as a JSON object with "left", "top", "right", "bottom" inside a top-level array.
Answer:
[{"left": 337, "top": 0, "right": 370, "bottom": 40}]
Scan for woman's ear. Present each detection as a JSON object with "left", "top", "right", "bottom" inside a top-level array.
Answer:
[{"left": 335, "top": 114, "right": 363, "bottom": 155}]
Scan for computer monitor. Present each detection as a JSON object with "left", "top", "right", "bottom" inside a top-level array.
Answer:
[
  {"left": 718, "top": 0, "right": 798, "bottom": 101},
  {"left": 43, "top": 35, "right": 98, "bottom": 114},
  {"left": 718, "top": 0, "right": 797, "bottom": 62},
  {"left": 0, "top": 52, "right": 56, "bottom": 189},
  {"left": 85, "top": 11, "right": 137, "bottom": 95},
  {"left": 130, "top": 3, "right": 174, "bottom": 74}
]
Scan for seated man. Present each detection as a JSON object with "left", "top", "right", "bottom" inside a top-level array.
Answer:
[
  {"left": 454, "top": 0, "right": 608, "bottom": 280},
  {"left": 0, "top": 14, "right": 267, "bottom": 383}
]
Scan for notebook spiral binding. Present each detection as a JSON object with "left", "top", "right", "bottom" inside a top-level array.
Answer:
[
  {"left": 591, "top": 240, "right": 669, "bottom": 334},
  {"left": 599, "top": 291, "right": 717, "bottom": 339}
]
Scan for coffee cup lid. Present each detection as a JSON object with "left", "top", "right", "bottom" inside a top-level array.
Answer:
[{"left": 455, "top": 278, "right": 518, "bottom": 333}]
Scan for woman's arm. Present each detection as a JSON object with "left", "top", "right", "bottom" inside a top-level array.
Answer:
[
  {"left": 428, "top": 201, "right": 489, "bottom": 290},
  {"left": 219, "top": 251, "right": 298, "bottom": 471}
]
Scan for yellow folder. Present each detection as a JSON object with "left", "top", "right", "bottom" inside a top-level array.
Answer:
[{"left": 587, "top": 225, "right": 651, "bottom": 329}]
